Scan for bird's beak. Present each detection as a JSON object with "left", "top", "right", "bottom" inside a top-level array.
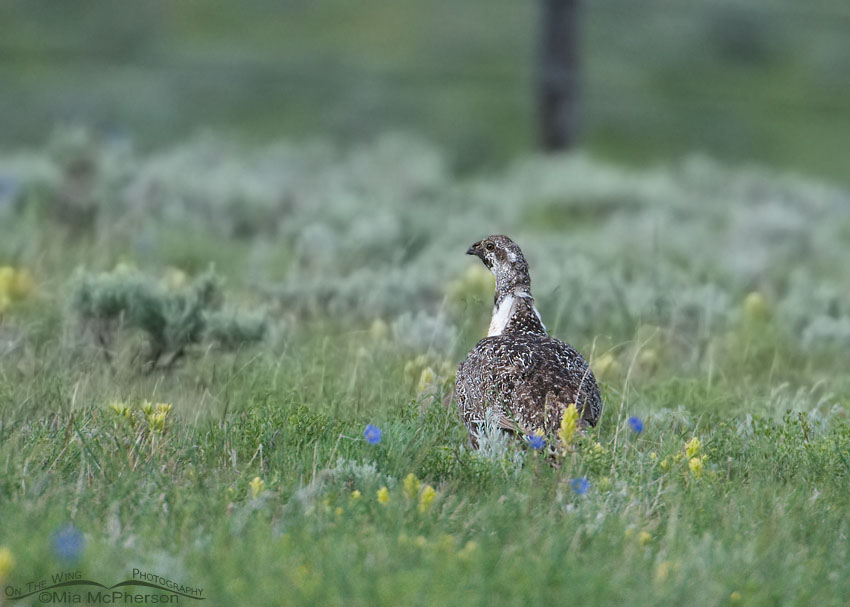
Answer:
[{"left": 466, "top": 241, "right": 480, "bottom": 256}]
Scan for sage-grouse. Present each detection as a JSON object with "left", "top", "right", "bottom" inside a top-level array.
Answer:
[{"left": 454, "top": 235, "right": 602, "bottom": 447}]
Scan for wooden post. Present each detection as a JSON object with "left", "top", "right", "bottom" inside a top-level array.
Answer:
[{"left": 537, "top": 0, "right": 581, "bottom": 151}]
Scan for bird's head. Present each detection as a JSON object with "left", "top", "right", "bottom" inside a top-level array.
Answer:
[{"left": 466, "top": 235, "right": 531, "bottom": 295}]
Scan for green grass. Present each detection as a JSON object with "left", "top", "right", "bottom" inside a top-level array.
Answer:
[
  {"left": 1, "top": 136, "right": 850, "bottom": 605},
  {"left": 1, "top": 313, "right": 849, "bottom": 605}
]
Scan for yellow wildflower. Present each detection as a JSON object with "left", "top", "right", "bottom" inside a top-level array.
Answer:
[
  {"left": 0, "top": 269, "right": 15, "bottom": 300},
  {"left": 404, "top": 355, "right": 429, "bottom": 379},
  {"left": 655, "top": 560, "right": 677, "bottom": 583},
  {"left": 292, "top": 564, "right": 318, "bottom": 592},
  {"left": 418, "top": 485, "right": 437, "bottom": 513},
  {"left": 637, "top": 348, "right": 659, "bottom": 374},
  {"left": 688, "top": 455, "right": 705, "bottom": 479},
  {"left": 685, "top": 436, "right": 701, "bottom": 459},
  {"left": 637, "top": 531, "right": 652, "bottom": 546},
  {"left": 438, "top": 360, "right": 455, "bottom": 378},
  {"left": 649, "top": 451, "right": 657, "bottom": 461},
  {"left": 402, "top": 473, "right": 421, "bottom": 500},
  {"left": 134, "top": 401, "right": 168, "bottom": 433},
  {"left": 11, "top": 269, "right": 34, "bottom": 299},
  {"left": 369, "top": 318, "right": 390, "bottom": 341},
  {"left": 730, "top": 591, "right": 742, "bottom": 603},
  {"left": 458, "top": 541, "right": 478, "bottom": 560},
  {"left": 350, "top": 490, "right": 361, "bottom": 501},
  {"left": 592, "top": 352, "right": 621, "bottom": 380},
  {"left": 659, "top": 457, "right": 670, "bottom": 471},
  {"left": 0, "top": 266, "right": 35, "bottom": 309},
  {"left": 0, "top": 267, "right": 13, "bottom": 295},
  {"left": 0, "top": 546, "right": 14, "bottom": 581},
  {"left": 558, "top": 403, "right": 579, "bottom": 449},
  {"left": 113, "top": 261, "right": 136, "bottom": 275},
  {"left": 148, "top": 412, "right": 168, "bottom": 434},
  {"left": 249, "top": 476, "right": 265, "bottom": 498},
  {"left": 417, "top": 367, "right": 437, "bottom": 395},
  {"left": 376, "top": 486, "right": 390, "bottom": 505},
  {"left": 743, "top": 291, "right": 770, "bottom": 322},
  {"left": 436, "top": 534, "right": 455, "bottom": 553},
  {"left": 162, "top": 267, "right": 187, "bottom": 290},
  {"left": 335, "top": 507, "right": 344, "bottom": 517},
  {"left": 108, "top": 401, "right": 130, "bottom": 416}
]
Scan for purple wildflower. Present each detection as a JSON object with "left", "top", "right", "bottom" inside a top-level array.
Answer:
[
  {"left": 570, "top": 477, "right": 590, "bottom": 495},
  {"left": 53, "top": 525, "right": 85, "bottom": 563},
  {"left": 364, "top": 424, "right": 382, "bottom": 445},
  {"left": 528, "top": 434, "right": 546, "bottom": 450},
  {"left": 628, "top": 416, "right": 644, "bottom": 433}
]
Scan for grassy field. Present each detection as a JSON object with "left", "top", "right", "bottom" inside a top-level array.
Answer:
[{"left": 1, "top": 131, "right": 850, "bottom": 605}]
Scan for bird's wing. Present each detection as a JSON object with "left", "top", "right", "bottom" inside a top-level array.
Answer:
[
  {"left": 482, "top": 335, "right": 602, "bottom": 431},
  {"left": 518, "top": 336, "right": 602, "bottom": 427}
]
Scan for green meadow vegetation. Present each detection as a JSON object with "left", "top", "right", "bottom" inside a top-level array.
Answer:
[
  {"left": 1, "top": 0, "right": 849, "bottom": 180},
  {"left": 1, "top": 129, "right": 850, "bottom": 605}
]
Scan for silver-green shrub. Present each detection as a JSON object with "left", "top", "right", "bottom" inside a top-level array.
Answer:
[{"left": 70, "top": 267, "right": 266, "bottom": 369}]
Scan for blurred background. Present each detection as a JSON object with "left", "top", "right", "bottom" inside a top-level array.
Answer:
[{"left": 1, "top": 0, "right": 848, "bottom": 180}]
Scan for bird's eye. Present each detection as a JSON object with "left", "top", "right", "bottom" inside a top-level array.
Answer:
[{"left": 485, "top": 242, "right": 495, "bottom": 251}]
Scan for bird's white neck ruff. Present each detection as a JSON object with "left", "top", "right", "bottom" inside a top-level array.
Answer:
[
  {"left": 488, "top": 294, "right": 516, "bottom": 336},
  {"left": 488, "top": 291, "right": 546, "bottom": 336}
]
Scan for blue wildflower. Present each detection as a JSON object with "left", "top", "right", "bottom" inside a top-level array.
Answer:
[
  {"left": 570, "top": 477, "right": 590, "bottom": 495},
  {"left": 0, "top": 175, "right": 19, "bottom": 210},
  {"left": 52, "top": 525, "right": 85, "bottom": 563},
  {"left": 364, "top": 424, "right": 382, "bottom": 445},
  {"left": 0, "top": 175, "right": 18, "bottom": 199},
  {"left": 628, "top": 416, "right": 644, "bottom": 433},
  {"left": 528, "top": 434, "right": 546, "bottom": 450}
]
